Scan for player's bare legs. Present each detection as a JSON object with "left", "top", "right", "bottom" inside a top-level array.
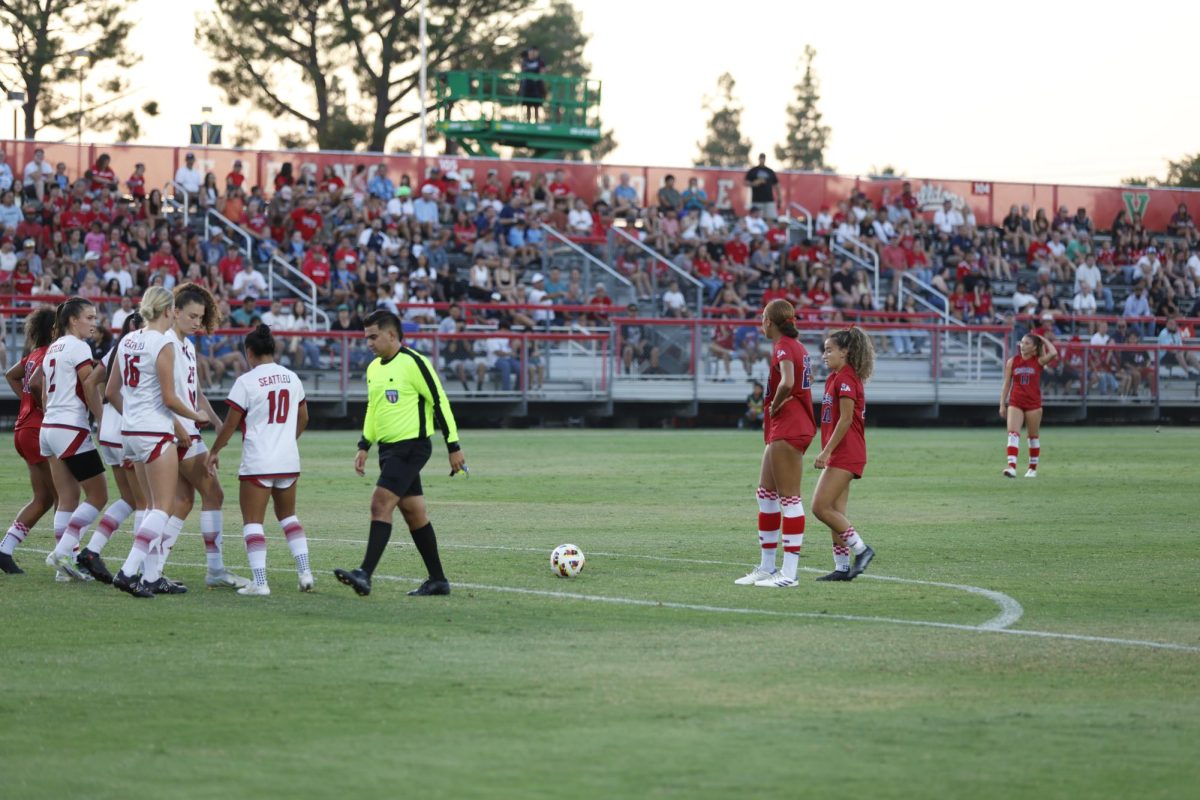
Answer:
[
  {"left": 1004, "top": 406, "right": 1026, "bottom": 477},
  {"left": 115, "top": 448, "right": 178, "bottom": 596},
  {"left": 813, "top": 466, "right": 873, "bottom": 580},
  {"left": 0, "top": 461, "right": 56, "bottom": 574},
  {"left": 75, "top": 465, "right": 141, "bottom": 583},
  {"left": 736, "top": 447, "right": 780, "bottom": 585},
  {"left": 172, "top": 457, "right": 246, "bottom": 588},
  {"left": 1023, "top": 408, "right": 1043, "bottom": 476}
]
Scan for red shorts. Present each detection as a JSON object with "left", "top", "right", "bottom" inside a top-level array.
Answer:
[
  {"left": 826, "top": 458, "right": 865, "bottom": 479},
  {"left": 768, "top": 435, "right": 812, "bottom": 453},
  {"left": 1010, "top": 402, "right": 1041, "bottom": 413},
  {"left": 14, "top": 426, "right": 47, "bottom": 466}
]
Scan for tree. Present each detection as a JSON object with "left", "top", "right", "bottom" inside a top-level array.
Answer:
[
  {"left": 0, "top": 0, "right": 156, "bottom": 141},
  {"left": 1120, "top": 176, "right": 1157, "bottom": 187},
  {"left": 693, "top": 72, "right": 753, "bottom": 168},
  {"left": 199, "top": 0, "right": 368, "bottom": 151},
  {"left": 1164, "top": 154, "right": 1200, "bottom": 188},
  {"left": 775, "top": 45, "right": 831, "bottom": 171}
]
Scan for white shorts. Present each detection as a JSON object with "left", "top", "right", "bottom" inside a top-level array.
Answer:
[
  {"left": 240, "top": 474, "right": 298, "bottom": 490},
  {"left": 98, "top": 439, "right": 132, "bottom": 469},
  {"left": 40, "top": 425, "right": 96, "bottom": 459},
  {"left": 180, "top": 436, "right": 209, "bottom": 460},
  {"left": 122, "top": 432, "right": 176, "bottom": 464}
]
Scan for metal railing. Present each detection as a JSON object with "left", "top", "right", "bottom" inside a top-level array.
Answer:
[
  {"left": 787, "top": 202, "right": 813, "bottom": 240},
  {"left": 606, "top": 226, "right": 704, "bottom": 316},
  {"left": 539, "top": 223, "right": 634, "bottom": 305},
  {"left": 162, "top": 180, "right": 190, "bottom": 227},
  {"left": 831, "top": 235, "right": 881, "bottom": 301}
]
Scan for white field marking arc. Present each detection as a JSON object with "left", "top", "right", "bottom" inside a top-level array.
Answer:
[
  {"left": 68, "top": 546, "right": 1193, "bottom": 654},
  {"left": 171, "top": 533, "right": 1024, "bottom": 630},
  {"left": 95, "top": 539, "right": 1200, "bottom": 653}
]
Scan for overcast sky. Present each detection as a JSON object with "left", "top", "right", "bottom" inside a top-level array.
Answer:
[{"left": 118, "top": 0, "right": 1200, "bottom": 186}]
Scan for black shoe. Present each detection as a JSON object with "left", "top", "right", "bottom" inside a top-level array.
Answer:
[
  {"left": 848, "top": 545, "right": 875, "bottom": 579},
  {"left": 113, "top": 570, "right": 154, "bottom": 598},
  {"left": 76, "top": 549, "right": 113, "bottom": 584},
  {"left": 334, "top": 567, "right": 371, "bottom": 596},
  {"left": 0, "top": 552, "right": 23, "bottom": 575},
  {"left": 816, "top": 569, "right": 853, "bottom": 582},
  {"left": 408, "top": 578, "right": 451, "bottom": 596},
  {"left": 147, "top": 577, "right": 188, "bottom": 595}
]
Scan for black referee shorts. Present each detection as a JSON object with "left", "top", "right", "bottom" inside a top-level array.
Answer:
[{"left": 376, "top": 438, "right": 432, "bottom": 498}]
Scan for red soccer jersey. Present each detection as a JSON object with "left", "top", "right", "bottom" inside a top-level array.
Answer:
[
  {"left": 1007, "top": 354, "right": 1043, "bottom": 409},
  {"left": 15, "top": 346, "right": 48, "bottom": 431},
  {"left": 764, "top": 335, "right": 816, "bottom": 444},
  {"left": 820, "top": 365, "right": 867, "bottom": 471}
]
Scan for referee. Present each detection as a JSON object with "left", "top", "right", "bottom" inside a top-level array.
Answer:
[{"left": 334, "top": 310, "right": 466, "bottom": 597}]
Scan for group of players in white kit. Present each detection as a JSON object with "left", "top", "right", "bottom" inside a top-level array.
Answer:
[{"left": 0, "top": 283, "right": 311, "bottom": 598}]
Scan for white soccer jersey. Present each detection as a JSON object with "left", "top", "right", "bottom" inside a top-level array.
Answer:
[
  {"left": 42, "top": 334, "right": 95, "bottom": 430},
  {"left": 98, "top": 349, "right": 124, "bottom": 446},
  {"left": 226, "top": 363, "right": 306, "bottom": 479},
  {"left": 119, "top": 328, "right": 175, "bottom": 435},
  {"left": 167, "top": 329, "right": 201, "bottom": 436}
]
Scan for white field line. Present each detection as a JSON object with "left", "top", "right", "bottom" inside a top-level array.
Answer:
[{"left": 172, "top": 532, "right": 1025, "bottom": 630}]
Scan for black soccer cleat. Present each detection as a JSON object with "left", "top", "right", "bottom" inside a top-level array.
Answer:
[
  {"left": 408, "top": 578, "right": 451, "bottom": 596},
  {"left": 848, "top": 545, "right": 875, "bottom": 579},
  {"left": 334, "top": 568, "right": 372, "bottom": 597},
  {"left": 147, "top": 577, "right": 188, "bottom": 595},
  {"left": 113, "top": 570, "right": 154, "bottom": 598},
  {"left": 76, "top": 549, "right": 113, "bottom": 584},
  {"left": 816, "top": 569, "right": 853, "bottom": 582},
  {"left": 0, "top": 552, "right": 24, "bottom": 575}
]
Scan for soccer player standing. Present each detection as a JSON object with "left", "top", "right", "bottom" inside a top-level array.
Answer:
[
  {"left": 1000, "top": 333, "right": 1058, "bottom": 478},
  {"left": 334, "top": 310, "right": 465, "bottom": 598},
  {"left": 0, "top": 307, "right": 57, "bottom": 574},
  {"left": 812, "top": 328, "right": 876, "bottom": 581},
  {"left": 206, "top": 324, "right": 312, "bottom": 596},
  {"left": 734, "top": 299, "right": 816, "bottom": 589}
]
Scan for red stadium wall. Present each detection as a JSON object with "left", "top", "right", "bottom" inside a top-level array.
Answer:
[{"left": 4, "top": 138, "right": 1197, "bottom": 231}]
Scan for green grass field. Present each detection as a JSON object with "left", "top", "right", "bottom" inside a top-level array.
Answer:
[{"left": 1, "top": 426, "right": 1198, "bottom": 799}]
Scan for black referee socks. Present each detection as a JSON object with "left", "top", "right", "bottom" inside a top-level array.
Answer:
[
  {"left": 361, "top": 520, "right": 393, "bottom": 576},
  {"left": 409, "top": 523, "right": 446, "bottom": 582}
]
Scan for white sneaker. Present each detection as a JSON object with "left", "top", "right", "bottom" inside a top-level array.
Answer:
[
  {"left": 755, "top": 574, "right": 799, "bottom": 588},
  {"left": 734, "top": 567, "right": 777, "bottom": 585},
  {"left": 237, "top": 582, "right": 271, "bottom": 596},
  {"left": 206, "top": 569, "right": 251, "bottom": 589},
  {"left": 298, "top": 570, "right": 314, "bottom": 592},
  {"left": 1024, "top": 469, "right": 1038, "bottom": 478},
  {"left": 1003, "top": 467, "right": 1017, "bottom": 478},
  {"left": 46, "top": 551, "right": 86, "bottom": 580}
]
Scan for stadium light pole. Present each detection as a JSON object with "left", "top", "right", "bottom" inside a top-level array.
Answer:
[
  {"left": 72, "top": 48, "right": 92, "bottom": 178},
  {"left": 418, "top": 0, "right": 427, "bottom": 158}
]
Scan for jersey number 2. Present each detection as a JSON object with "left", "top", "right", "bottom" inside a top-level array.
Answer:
[
  {"left": 46, "top": 358, "right": 57, "bottom": 395},
  {"left": 266, "top": 389, "right": 290, "bottom": 424}
]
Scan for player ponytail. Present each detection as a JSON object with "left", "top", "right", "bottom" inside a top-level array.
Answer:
[
  {"left": 763, "top": 298, "right": 799, "bottom": 339},
  {"left": 106, "top": 311, "right": 144, "bottom": 373},
  {"left": 138, "top": 285, "right": 175, "bottom": 322},
  {"left": 52, "top": 296, "right": 94, "bottom": 339},
  {"left": 24, "top": 305, "right": 56, "bottom": 352},
  {"left": 244, "top": 323, "right": 276, "bottom": 357},
  {"left": 829, "top": 326, "right": 875, "bottom": 382},
  {"left": 173, "top": 282, "right": 219, "bottom": 333}
]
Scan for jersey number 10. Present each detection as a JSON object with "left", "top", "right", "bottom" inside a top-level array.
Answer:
[{"left": 266, "top": 389, "right": 291, "bottom": 424}]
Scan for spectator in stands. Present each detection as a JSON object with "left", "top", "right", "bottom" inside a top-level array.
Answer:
[
  {"left": 567, "top": 198, "right": 594, "bottom": 236},
  {"left": 1157, "top": 316, "right": 1200, "bottom": 377},
  {"left": 22, "top": 148, "right": 52, "bottom": 201},
  {"left": 0, "top": 190, "right": 24, "bottom": 230},
  {"left": 1168, "top": 202, "right": 1196, "bottom": 244},
  {"left": 662, "top": 280, "right": 688, "bottom": 318},
  {"left": 744, "top": 154, "right": 779, "bottom": 220},
  {"left": 1011, "top": 279, "right": 1037, "bottom": 314},
  {"left": 1122, "top": 281, "right": 1151, "bottom": 335},
  {"left": 0, "top": 151, "right": 13, "bottom": 193},
  {"left": 1072, "top": 281, "right": 1098, "bottom": 318},
  {"left": 367, "top": 163, "right": 394, "bottom": 201},
  {"left": 612, "top": 172, "right": 639, "bottom": 218},
  {"left": 933, "top": 199, "right": 963, "bottom": 236},
  {"left": 278, "top": 298, "right": 323, "bottom": 369},
  {"left": 413, "top": 185, "right": 440, "bottom": 234},
  {"left": 232, "top": 258, "right": 267, "bottom": 300},
  {"left": 657, "top": 175, "right": 682, "bottom": 216},
  {"left": 1116, "top": 330, "right": 1152, "bottom": 398},
  {"left": 484, "top": 319, "right": 521, "bottom": 391},
  {"left": 1073, "top": 253, "right": 1112, "bottom": 311},
  {"left": 174, "top": 152, "right": 202, "bottom": 202},
  {"left": 231, "top": 295, "right": 261, "bottom": 327},
  {"left": 442, "top": 312, "right": 487, "bottom": 392}
]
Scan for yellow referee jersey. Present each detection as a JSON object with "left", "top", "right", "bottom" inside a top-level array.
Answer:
[{"left": 361, "top": 345, "right": 460, "bottom": 449}]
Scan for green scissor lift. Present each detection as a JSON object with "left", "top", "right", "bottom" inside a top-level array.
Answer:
[{"left": 434, "top": 70, "right": 602, "bottom": 159}]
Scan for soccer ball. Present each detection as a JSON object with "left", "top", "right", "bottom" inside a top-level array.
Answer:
[{"left": 550, "top": 544, "right": 585, "bottom": 578}]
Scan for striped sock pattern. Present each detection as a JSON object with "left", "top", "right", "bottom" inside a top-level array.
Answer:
[
  {"left": 86, "top": 499, "right": 132, "bottom": 554},
  {"left": 833, "top": 543, "right": 851, "bottom": 572},
  {"left": 121, "top": 510, "right": 167, "bottom": 578},
  {"left": 842, "top": 526, "right": 866, "bottom": 555},
  {"left": 56, "top": 503, "right": 100, "bottom": 557},
  {"left": 200, "top": 510, "right": 225, "bottom": 572},
  {"left": 1, "top": 522, "right": 30, "bottom": 555},
  {"left": 1028, "top": 437, "right": 1040, "bottom": 470},
  {"left": 1006, "top": 431, "right": 1019, "bottom": 468},
  {"left": 53, "top": 510, "right": 71, "bottom": 545},
  {"left": 280, "top": 516, "right": 310, "bottom": 575},
  {"left": 756, "top": 487, "right": 781, "bottom": 572},
  {"left": 780, "top": 496, "right": 805, "bottom": 579},
  {"left": 243, "top": 524, "right": 268, "bottom": 585}
]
